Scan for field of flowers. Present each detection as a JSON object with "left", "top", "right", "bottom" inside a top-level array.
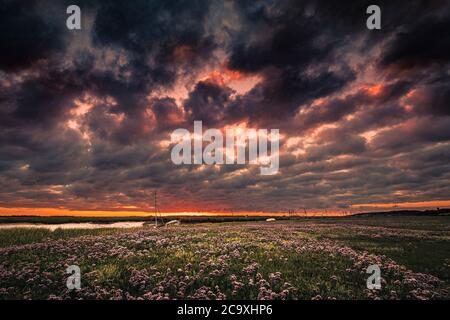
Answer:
[{"left": 0, "top": 217, "right": 448, "bottom": 300}]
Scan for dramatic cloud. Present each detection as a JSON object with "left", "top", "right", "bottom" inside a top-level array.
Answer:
[
  {"left": 0, "top": 0, "right": 65, "bottom": 72},
  {"left": 0, "top": 0, "right": 449, "bottom": 213}
]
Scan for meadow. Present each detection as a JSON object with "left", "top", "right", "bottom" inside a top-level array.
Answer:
[{"left": 0, "top": 216, "right": 448, "bottom": 300}]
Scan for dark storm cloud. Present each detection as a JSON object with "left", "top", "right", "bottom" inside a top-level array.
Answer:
[
  {"left": 1, "top": 0, "right": 450, "bottom": 212},
  {"left": 225, "top": 1, "right": 363, "bottom": 122},
  {"left": 221, "top": 66, "right": 355, "bottom": 129},
  {"left": 407, "top": 83, "right": 450, "bottom": 116},
  {"left": 93, "top": 0, "right": 212, "bottom": 53},
  {"left": 298, "top": 90, "right": 371, "bottom": 131},
  {"left": 0, "top": 0, "right": 65, "bottom": 72},
  {"left": 381, "top": 15, "right": 450, "bottom": 69},
  {"left": 150, "top": 97, "right": 184, "bottom": 130},
  {"left": 12, "top": 72, "right": 84, "bottom": 125},
  {"left": 225, "top": 0, "right": 450, "bottom": 124},
  {"left": 92, "top": 0, "right": 216, "bottom": 89},
  {"left": 370, "top": 117, "right": 450, "bottom": 154},
  {"left": 184, "top": 80, "right": 234, "bottom": 125},
  {"left": 298, "top": 79, "right": 415, "bottom": 135},
  {"left": 305, "top": 130, "right": 367, "bottom": 162}
]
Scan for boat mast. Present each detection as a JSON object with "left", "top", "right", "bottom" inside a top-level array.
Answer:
[{"left": 154, "top": 190, "right": 158, "bottom": 226}]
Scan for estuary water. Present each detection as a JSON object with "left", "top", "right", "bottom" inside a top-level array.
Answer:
[{"left": 0, "top": 222, "right": 146, "bottom": 230}]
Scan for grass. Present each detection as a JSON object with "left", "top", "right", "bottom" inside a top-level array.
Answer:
[
  {"left": 66, "top": 234, "right": 367, "bottom": 300},
  {"left": 331, "top": 236, "right": 449, "bottom": 281},
  {"left": 316, "top": 216, "right": 450, "bottom": 231},
  {"left": 0, "top": 228, "right": 127, "bottom": 248},
  {"left": 0, "top": 216, "right": 448, "bottom": 300}
]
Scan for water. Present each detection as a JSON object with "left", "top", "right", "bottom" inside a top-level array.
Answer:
[{"left": 0, "top": 222, "right": 146, "bottom": 231}]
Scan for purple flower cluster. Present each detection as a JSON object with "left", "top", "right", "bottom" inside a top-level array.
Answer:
[{"left": 0, "top": 222, "right": 448, "bottom": 300}]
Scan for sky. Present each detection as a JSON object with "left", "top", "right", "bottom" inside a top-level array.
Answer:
[{"left": 0, "top": 0, "right": 450, "bottom": 215}]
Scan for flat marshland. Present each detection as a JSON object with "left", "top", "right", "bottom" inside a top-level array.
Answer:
[{"left": 0, "top": 216, "right": 448, "bottom": 300}]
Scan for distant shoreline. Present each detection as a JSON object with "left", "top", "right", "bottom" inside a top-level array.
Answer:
[{"left": 0, "top": 208, "right": 448, "bottom": 224}]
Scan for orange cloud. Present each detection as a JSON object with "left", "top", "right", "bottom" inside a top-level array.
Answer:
[{"left": 365, "top": 84, "right": 383, "bottom": 96}]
